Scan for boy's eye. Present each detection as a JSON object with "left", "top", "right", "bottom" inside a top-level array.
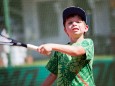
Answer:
[
  {"left": 67, "top": 21, "right": 81, "bottom": 25},
  {"left": 68, "top": 21, "right": 73, "bottom": 25},
  {"left": 76, "top": 21, "right": 81, "bottom": 23}
]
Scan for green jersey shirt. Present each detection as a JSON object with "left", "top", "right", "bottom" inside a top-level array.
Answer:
[{"left": 46, "top": 39, "right": 95, "bottom": 86}]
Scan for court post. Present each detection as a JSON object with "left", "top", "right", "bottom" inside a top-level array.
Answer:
[{"left": 3, "top": 0, "right": 11, "bottom": 66}]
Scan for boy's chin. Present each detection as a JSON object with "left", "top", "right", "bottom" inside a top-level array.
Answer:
[{"left": 74, "top": 33, "right": 84, "bottom": 37}]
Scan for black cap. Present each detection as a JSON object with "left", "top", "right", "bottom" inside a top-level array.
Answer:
[{"left": 63, "top": 6, "right": 86, "bottom": 25}]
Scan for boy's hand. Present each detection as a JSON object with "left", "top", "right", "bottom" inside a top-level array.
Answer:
[{"left": 37, "top": 44, "right": 52, "bottom": 56}]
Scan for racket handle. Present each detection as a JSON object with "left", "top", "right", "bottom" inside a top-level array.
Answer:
[{"left": 27, "top": 44, "right": 38, "bottom": 51}]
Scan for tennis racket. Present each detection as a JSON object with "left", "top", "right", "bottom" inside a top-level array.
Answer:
[{"left": 0, "top": 34, "right": 38, "bottom": 51}]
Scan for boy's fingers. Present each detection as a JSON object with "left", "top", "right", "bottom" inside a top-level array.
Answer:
[
  {"left": 37, "top": 46, "right": 43, "bottom": 53},
  {"left": 37, "top": 44, "right": 52, "bottom": 55}
]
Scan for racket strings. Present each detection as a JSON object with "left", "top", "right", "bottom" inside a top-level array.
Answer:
[
  {"left": 0, "top": 34, "right": 27, "bottom": 47},
  {"left": 0, "top": 34, "right": 12, "bottom": 43}
]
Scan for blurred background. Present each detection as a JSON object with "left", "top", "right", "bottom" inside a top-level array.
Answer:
[{"left": 0, "top": 0, "right": 115, "bottom": 86}]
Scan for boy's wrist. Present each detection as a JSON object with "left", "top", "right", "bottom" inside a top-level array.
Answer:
[{"left": 48, "top": 43, "right": 57, "bottom": 50}]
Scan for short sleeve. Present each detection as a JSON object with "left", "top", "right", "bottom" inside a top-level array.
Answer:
[
  {"left": 45, "top": 51, "right": 58, "bottom": 75},
  {"left": 81, "top": 39, "right": 94, "bottom": 60}
]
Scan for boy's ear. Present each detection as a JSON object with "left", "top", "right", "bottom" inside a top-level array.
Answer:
[
  {"left": 64, "top": 28, "right": 67, "bottom": 33},
  {"left": 64, "top": 28, "right": 68, "bottom": 34},
  {"left": 64, "top": 28, "right": 69, "bottom": 36},
  {"left": 85, "top": 25, "right": 89, "bottom": 32}
]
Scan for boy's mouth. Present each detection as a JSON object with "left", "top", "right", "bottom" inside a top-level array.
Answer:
[{"left": 72, "top": 28, "right": 79, "bottom": 31}]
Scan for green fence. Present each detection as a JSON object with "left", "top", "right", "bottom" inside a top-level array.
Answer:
[
  {"left": 0, "top": 66, "right": 50, "bottom": 86},
  {"left": 93, "top": 58, "right": 115, "bottom": 86},
  {"left": 0, "top": 58, "right": 115, "bottom": 86}
]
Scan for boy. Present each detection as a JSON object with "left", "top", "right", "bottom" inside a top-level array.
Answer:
[{"left": 37, "top": 6, "right": 95, "bottom": 86}]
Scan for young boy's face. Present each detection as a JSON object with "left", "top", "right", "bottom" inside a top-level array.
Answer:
[{"left": 64, "top": 15, "right": 88, "bottom": 39}]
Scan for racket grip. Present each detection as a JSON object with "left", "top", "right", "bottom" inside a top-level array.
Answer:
[{"left": 27, "top": 44, "right": 38, "bottom": 51}]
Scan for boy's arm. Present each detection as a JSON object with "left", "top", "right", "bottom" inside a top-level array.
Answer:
[
  {"left": 37, "top": 43, "right": 86, "bottom": 56},
  {"left": 52, "top": 44, "right": 85, "bottom": 56},
  {"left": 41, "top": 73, "right": 57, "bottom": 86}
]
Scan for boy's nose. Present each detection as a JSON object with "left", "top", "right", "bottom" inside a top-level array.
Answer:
[{"left": 72, "top": 22, "right": 77, "bottom": 26}]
